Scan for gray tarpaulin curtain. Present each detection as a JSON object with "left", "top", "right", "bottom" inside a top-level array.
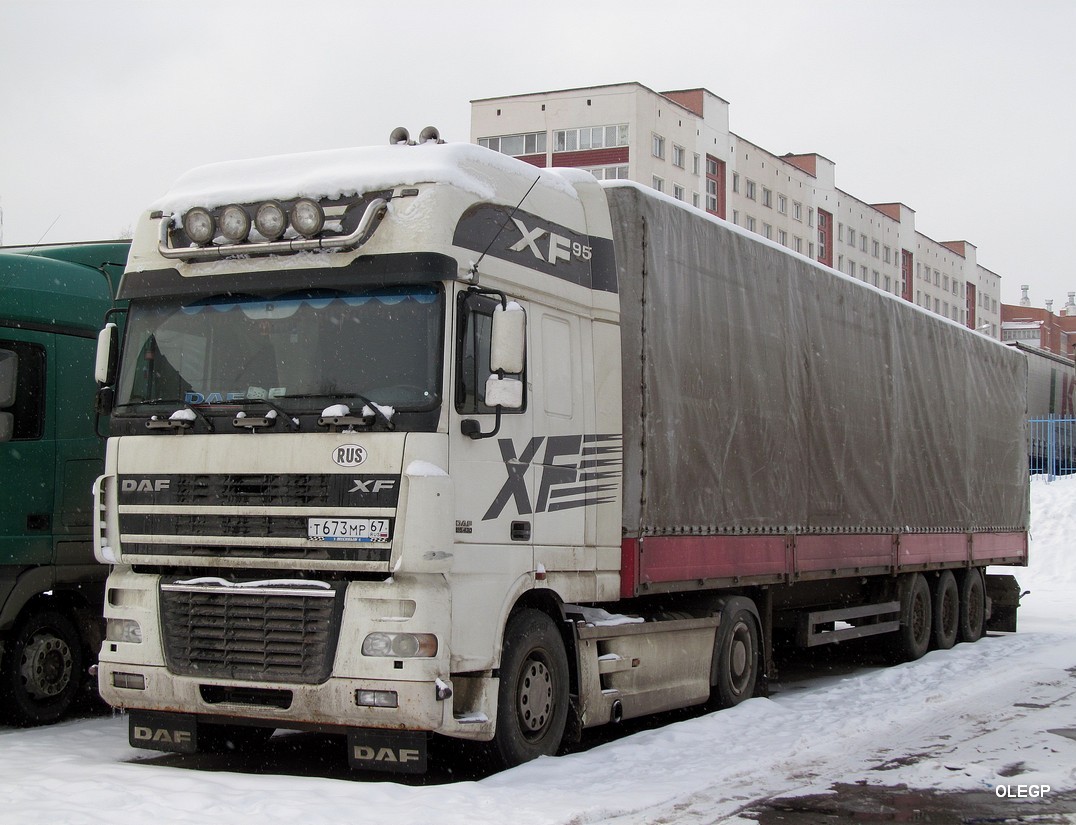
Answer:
[{"left": 607, "top": 185, "right": 1028, "bottom": 538}]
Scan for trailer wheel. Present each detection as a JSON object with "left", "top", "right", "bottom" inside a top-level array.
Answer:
[
  {"left": 932, "top": 570, "right": 959, "bottom": 650},
  {"left": 958, "top": 568, "right": 986, "bottom": 643},
  {"left": 712, "top": 598, "right": 760, "bottom": 708},
  {"left": 896, "top": 573, "right": 932, "bottom": 662},
  {"left": 491, "top": 609, "right": 569, "bottom": 769},
  {"left": 0, "top": 607, "right": 84, "bottom": 726}
]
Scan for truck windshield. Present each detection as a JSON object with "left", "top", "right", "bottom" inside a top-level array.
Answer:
[{"left": 115, "top": 286, "right": 443, "bottom": 414}]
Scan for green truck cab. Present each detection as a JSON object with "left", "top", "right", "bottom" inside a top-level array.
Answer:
[{"left": 0, "top": 241, "right": 128, "bottom": 724}]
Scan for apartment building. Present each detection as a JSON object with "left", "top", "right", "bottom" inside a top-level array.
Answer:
[
  {"left": 471, "top": 82, "right": 1002, "bottom": 336},
  {"left": 1002, "top": 288, "right": 1076, "bottom": 358}
]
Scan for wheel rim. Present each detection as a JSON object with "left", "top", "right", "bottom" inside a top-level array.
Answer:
[
  {"left": 728, "top": 620, "right": 754, "bottom": 696},
  {"left": 517, "top": 656, "right": 554, "bottom": 737},
  {"left": 20, "top": 630, "right": 74, "bottom": 701}
]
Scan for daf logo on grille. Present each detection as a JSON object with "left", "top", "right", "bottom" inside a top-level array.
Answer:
[{"left": 333, "top": 445, "right": 368, "bottom": 467}]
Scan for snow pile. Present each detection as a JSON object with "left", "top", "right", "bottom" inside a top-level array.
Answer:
[{"left": 1023, "top": 474, "right": 1076, "bottom": 589}]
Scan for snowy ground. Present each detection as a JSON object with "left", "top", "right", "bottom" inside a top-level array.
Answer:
[{"left": 2, "top": 477, "right": 1074, "bottom": 824}]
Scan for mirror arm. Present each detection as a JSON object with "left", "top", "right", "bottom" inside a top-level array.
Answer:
[{"left": 461, "top": 407, "right": 502, "bottom": 440}]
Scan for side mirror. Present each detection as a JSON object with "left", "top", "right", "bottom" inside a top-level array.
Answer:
[
  {"left": 484, "top": 375, "right": 524, "bottom": 411},
  {"left": 490, "top": 302, "right": 525, "bottom": 374},
  {"left": 0, "top": 349, "right": 16, "bottom": 409},
  {"left": 95, "top": 323, "right": 119, "bottom": 386}
]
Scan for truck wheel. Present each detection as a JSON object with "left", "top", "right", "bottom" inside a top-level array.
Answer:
[
  {"left": 958, "top": 568, "right": 986, "bottom": 643},
  {"left": 491, "top": 609, "right": 569, "bottom": 769},
  {"left": 711, "top": 598, "right": 760, "bottom": 708},
  {"left": 896, "top": 573, "right": 932, "bottom": 662},
  {"left": 932, "top": 570, "right": 959, "bottom": 650},
  {"left": 0, "top": 607, "right": 84, "bottom": 726}
]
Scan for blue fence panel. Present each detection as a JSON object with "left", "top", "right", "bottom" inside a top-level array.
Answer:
[{"left": 1029, "top": 416, "right": 1076, "bottom": 480}]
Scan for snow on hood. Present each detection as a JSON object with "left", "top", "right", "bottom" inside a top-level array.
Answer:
[{"left": 152, "top": 142, "right": 579, "bottom": 217}]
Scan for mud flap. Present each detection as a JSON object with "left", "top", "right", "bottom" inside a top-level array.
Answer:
[
  {"left": 985, "top": 573, "right": 1022, "bottom": 633},
  {"left": 347, "top": 729, "right": 427, "bottom": 774},
  {"left": 129, "top": 711, "right": 198, "bottom": 753}
]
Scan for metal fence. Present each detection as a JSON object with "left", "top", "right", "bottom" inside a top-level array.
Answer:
[{"left": 1029, "top": 416, "right": 1076, "bottom": 480}]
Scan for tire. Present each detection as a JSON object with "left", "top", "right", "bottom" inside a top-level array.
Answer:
[
  {"left": 711, "top": 598, "right": 760, "bottom": 708},
  {"left": 491, "top": 609, "right": 569, "bottom": 770},
  {"left": 932, "top": 570, "right": 959, "bottom": 650},
  {"left": 958, "top": 568, "right": 986, "bottom": 643},
  {"left": 0, "top": 607, "right": 84, "bottom": 726},
  {"left": 896, "top": 573, "right": 932, "bottom": 662}
]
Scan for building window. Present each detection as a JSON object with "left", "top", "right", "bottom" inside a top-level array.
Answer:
[
  {"left": 583, "top": 164, "right": 629, "bottom": 180},
  {"left": 883, "top": 246, "right": 891, "bottom": 264},
  {"left": 693, "top": 154, "right": 701, "bottom": 175},
  {"left": 778, "top": 229, "right": 787, "bottom": 246},
  {"left": 793, "top": 201, "right": 802, "bottom": 221},
  {"left": 745, "top": 179, "right": 756, "bottom": 200},
  {"left": 733, "top": 209, "right": 739, "bottom": 224},
  {"left": 652, "top": 176, "right": 664, "bottom": 192},
  {"left": 763, "top": 223, "right": 773, "bottom": 240},
  {"left": 746, "top": 216, "right": 756, "bottom": 232},
  {"left": 692, "top": 192, "right": 700, "bottom": 208},
  {"left": 838, "top": 223, "right": 844, "bottom": 242},
  {"left": 479, "top": 131, "right": 547, "bottom": 156},
  {"left": 795, "top": 236, "right": 802, "bottom": 253},
  {"left": 553, "top": 124, "right": 629, "bottom": 152},
  {"left": 778, "top": 194, "right": 787, "bottom": 214},
  {"left": 872, "top": 240, "right": 880, "bottom": 258},
  {"left": 762, "top": 187, "right": 772, "bottom": 208},
  {"left": 673, "top": 184, "right": 685, "bottom": 201},
  {"left": 652, "top": 134, "right": 665, "bottom": 159},
  {"left": 732, "top": 172, "right": 740, "bottom": 193},
  {"left": 860, "top": 235, "right": 867, "bottom": 253},
  {"left": 848, "top": 228, "right": 856, "bottom": 247},
  {"left": 672, "top": 144, "right": 685, "bottom": 168}
]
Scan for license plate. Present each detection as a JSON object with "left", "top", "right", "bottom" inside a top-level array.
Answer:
[{"left": 308, "top": 518, "right": 390, "bottom": 542}]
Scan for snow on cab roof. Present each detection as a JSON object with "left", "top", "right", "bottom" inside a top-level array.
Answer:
[{"left": 153, "top": 142, "right": 579, "bottom": 217}]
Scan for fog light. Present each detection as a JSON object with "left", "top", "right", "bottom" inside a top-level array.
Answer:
[
  {"left": 290, "top": 198, "right": 324, "bottom": 237},
  {"left": 112, "top": 672, "right": 146, "bottom": 690},
  {"left": 254, "top": 200, "right": 287, "bottom": 240},
  {"left": 356, "top": 689, "right": 398, "bottom": 708},
  {"left": 182, "top": 207, "right": 215, "bottom": 245},
  {"left": 106, "top": 618, "right": 143, "bottom": 644},
  {"left": 362, "top": 632, "right": 437, "bottom": 658},
  {"left": 219, "top": 204, "right": 251, "bottom": 241}
]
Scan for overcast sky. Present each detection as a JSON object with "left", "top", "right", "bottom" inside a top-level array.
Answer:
[{"left": 1, "top": 0, "right": 1072, "bottom": 306}]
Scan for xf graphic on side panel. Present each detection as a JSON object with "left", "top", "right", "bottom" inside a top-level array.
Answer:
[{"left": 483, "top": 434, "right": 622, "bottom": 521}]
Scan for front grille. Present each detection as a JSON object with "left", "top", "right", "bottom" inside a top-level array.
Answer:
[
  {"left": 159, "top": 580, "right": 343, "bottom": 684},
  {"left": 124, "top": 541, "right": 389, "bottom": 563}
]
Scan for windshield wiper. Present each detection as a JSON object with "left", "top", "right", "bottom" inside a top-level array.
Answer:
[
  {"left": 134, "top": 401, "right": 216, "bottom": 433},
  {"left": 226, "top": 397, "right": 301, "bottom": 432},
  {"left": 289, "top": 394, "right": 396, "bottom": 431}
]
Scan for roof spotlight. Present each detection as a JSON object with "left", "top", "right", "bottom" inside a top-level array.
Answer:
[
  {"left": 290, "top": 198, "right": 325, "bottom": 238},
  {"left": 255, "top": 200, "right": 288, "bottom": 240},
  {"left": 219, "top": 205, "right": 251, "bottom": 242},
  {"left": 182, "top": 207, "right": 216, "bottom": 246}
]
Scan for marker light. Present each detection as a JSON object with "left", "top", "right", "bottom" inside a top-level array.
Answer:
[
  {"left": 219, "top": 205, "right": 251, "bottom": 242},
  {"left": 182, "top": 208, "right": 215, "bottom": 245},
  {"left": 254, "top": 201, "right": 288, "bottom": 240},
  {"left": 290, "top": 198, "right": 325, "bottom": 237}
]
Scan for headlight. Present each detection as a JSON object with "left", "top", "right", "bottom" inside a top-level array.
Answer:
[
  {"left": 106, "top": 618, "right": 143, "bottom": 644},
  {"left": 254, "top": 200, "right": 287, "bottom": 240},
  {"left": 290, "top": 198, "right": 325, "bottom": 237},
  {"left": 219, "top": 205, "right": 251, "bottom": 242},
  {"left": 182, "top": 208, "right": 215, "bottom": 245},
  {"left": 362, "top": 632, "right": 437, "bottom": 658}
]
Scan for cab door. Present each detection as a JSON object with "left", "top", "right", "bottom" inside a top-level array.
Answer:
[{"left": 0, "top": 336, "right": 55, "bottom": 567}]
